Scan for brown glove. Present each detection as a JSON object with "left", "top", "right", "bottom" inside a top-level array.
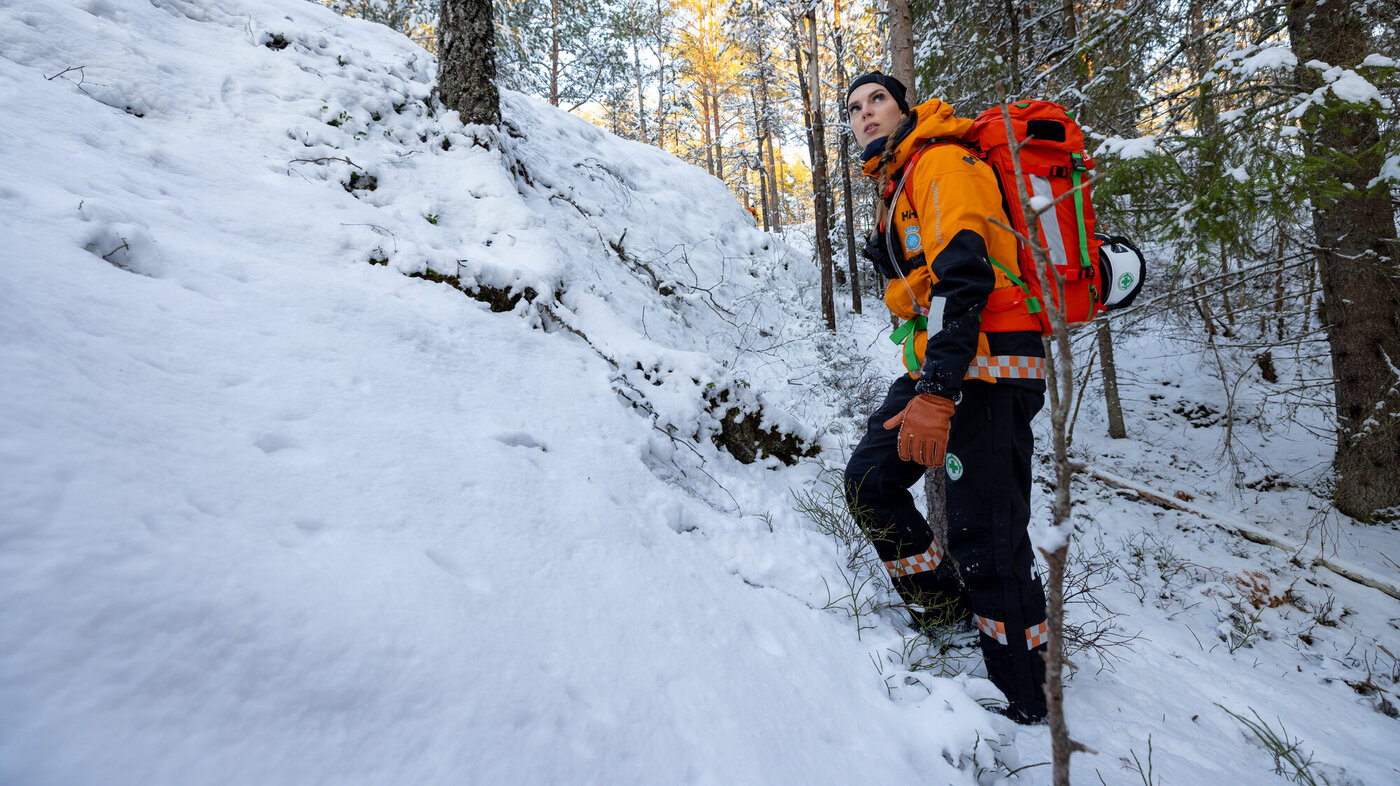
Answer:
[{"left": 883, "top": 393, "right": 956, "bottom": 467}]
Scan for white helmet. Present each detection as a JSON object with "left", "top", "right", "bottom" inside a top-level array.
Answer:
[{"left": 1096, "top": 235, "right": 1145, "bottom": 309}]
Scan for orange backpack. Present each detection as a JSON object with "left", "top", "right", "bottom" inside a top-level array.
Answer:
[{"left": 968, "top": 101, "right": 1104, "bottom": 335}]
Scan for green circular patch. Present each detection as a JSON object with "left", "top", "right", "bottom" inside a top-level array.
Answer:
[{"left": 946, "top": 453, "right": 964, "bottom": 481}]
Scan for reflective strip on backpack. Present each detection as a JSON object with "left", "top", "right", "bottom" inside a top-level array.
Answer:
[
  {"left": 964, "top": 355, "right": 1046, "bottom": 382},
  {"left": 975, "top": 614, "right": 1009, "bottom": 645},
  {"left": 884, "top": 539, "right": 945, "bottom": 578},
  {"left": 1026, "top": 621, "right": 1050, "bottom": 649},
  {"left": 1029, "top": 176, "right": 1068, "bottom": 272}
]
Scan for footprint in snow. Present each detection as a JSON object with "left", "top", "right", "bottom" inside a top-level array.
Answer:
[
  {"left": 493, "top": 431, "right": 547, "bottom": 451},
  {"left": 254, "top": 433, "right": 299, "bottom": 454}
]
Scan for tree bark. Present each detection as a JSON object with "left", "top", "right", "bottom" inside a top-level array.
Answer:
[
  {"left": 701, "top": 81, "right": 715, "bottom": 176},
  {"left": 1289, "top": 0, "right": 1400, "bottom": 522},
  {"left": 1097, "top": 321, "right": 1126, "bottom": 438},
  {"left": 756, "top": 31, "right": 781, "bottom": 230},
  {"left": 888, "top": 0, "right": 915, "bottom": 101},
  {"left": 1003, "top": 103, "right": 1080, "bottom": 786},
  {"left": 631, "top": 17, "right": 648, "bottom": 143},
  {"left": 711, "top": 76, "right": 725, "bottom": 180},
  {"left": 804, "top": 8, "right": 836, "bottom": 329},
  {"left": 548, "top": 0, "right": 560, "bottom": 105},
  {"left": 750, "top": 86, "right": 772, "bottom": 232},
  {"left": 653, "top": 0, "right": 668, "bottom": 149},
  {"left": 438, "top": 0, "right": 500, "bottom": 126},
  {"left": 765, "top": 135, "right": 782, "bottom": 230},
  {"left": 834, "top": 0, "right": 860, "bottom": 313}
]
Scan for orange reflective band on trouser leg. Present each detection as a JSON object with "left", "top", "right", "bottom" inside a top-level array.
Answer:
[
  {"left": 883, "top": 539, "right": 945, "bottom": 578},
  {"left": 964, "top": 355, "right": 1047, "bottom": 383},
  {"left": 1026, "top": 621, "right": 1049, "bottom": 650},
  {"left": 975, "top": 614, "right": 1009, "bottom": 645}
]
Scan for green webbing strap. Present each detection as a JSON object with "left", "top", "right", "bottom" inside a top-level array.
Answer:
[
  {"left": 890, "top": 315, "right": 928, "bottom": 373},
  {"left": 1071, "top": 154, "right": 1091, "bottom": 269},
  {"left": 988, "top": 256, "right": 1042, "bottom": 314}
]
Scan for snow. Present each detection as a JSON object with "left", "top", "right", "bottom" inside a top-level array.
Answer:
[
  {"left": 1374, "top": 154, "right": 1400, "bottom": 187},
  {"left": 1094, "top": 134, "right": 1159, "bottom": 160},
  {"left": 1231, "top": 45, "right": 1298, "bottom": 77},
  {"left": 3, "top": 1, "right": 1399, "bottom": 785},
  {"left": 1326, "top": 69, "right": 1390, "bottom": 107}
]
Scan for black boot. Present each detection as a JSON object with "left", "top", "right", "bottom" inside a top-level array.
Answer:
[{"left": 900, "top": 560, "right": 973, "bottom": 632}]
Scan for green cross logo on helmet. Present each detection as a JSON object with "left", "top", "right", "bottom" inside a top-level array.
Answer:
[{"left": 1118, "top": 272, "right": 1136, "bottom": 291}]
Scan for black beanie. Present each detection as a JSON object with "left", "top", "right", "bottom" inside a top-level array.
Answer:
[{"left": 846, "top": 71, "right": 910, "bottom": 114}]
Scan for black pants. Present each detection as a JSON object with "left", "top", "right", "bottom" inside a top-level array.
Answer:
[{"left": 845, "top": 376, "right": 1047, "bottom": 716}]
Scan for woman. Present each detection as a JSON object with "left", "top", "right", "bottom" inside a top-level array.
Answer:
[{"left": 842, "top": 72, "right": 1049, "bottom": 725}]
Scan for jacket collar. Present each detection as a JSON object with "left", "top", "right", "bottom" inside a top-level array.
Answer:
[{"left": 861, "top": 98, "right": 975, "bottom": 179}]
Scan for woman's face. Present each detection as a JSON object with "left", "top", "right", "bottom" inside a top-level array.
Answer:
[{"left": 848, "top": 83, "right": 905, "bottom": 147}]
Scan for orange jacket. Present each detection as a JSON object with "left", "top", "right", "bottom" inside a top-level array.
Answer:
[{"left": 864, "top": 99, "right": 1042, "bottom": 393}]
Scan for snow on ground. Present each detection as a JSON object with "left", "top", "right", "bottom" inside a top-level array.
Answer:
[{"left": 1, "top": 1, "right": 1396, "bottom": 784}]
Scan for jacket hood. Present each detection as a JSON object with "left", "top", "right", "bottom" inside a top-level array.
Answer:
[{"left": 861, "top": 98, "right": 975, "bottom": 178}]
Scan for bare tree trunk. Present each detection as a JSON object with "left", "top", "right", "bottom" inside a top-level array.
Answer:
[
  {"left": 757, "top": 137, "right": 771, "bottom": 231},
  {"left": 1097, "top": 321, "right": 1126, "bottom": 438},
  {"left": 438, "top": 0, "right": 499, "bottom": 126},
  {"left": 1289, "top": 0, "right": 1400, "bottom": 522},
  {"left": 631, "top": 20, "right": 648, "bottom": 143},
  {"left": 1195, "top": 272, "right": 1220, "bottom": 337},
  {"left": 1220, "top": 243, "right": 1237, "bottom": 335},
  {"left": 1274, "top": 233, "right": 1287, "bottom": 341},
  {"left": 996, "top": 90, "right": 1092, "bottom": 778},
  {"left": 765, "top": 129, "right": 781, "bottom": 230},
  {"left": 1003, "top": 0, "right": 1022, "bottom": 93},
  {"left": 888, "top": 0, "right": 915, "bottom": 100},
  {"left": 754, "top": 26, "right": 781, "bottom": 230},
  {"left": 804, "top": 8, "right": 836, "bottom": 330},
  {"left": 712, "top": 77, "right": 725, "bottom": 180},
  {"left": 549, "top": 0, "right": 560, "bottom": 106},
  {"left": 750, "top": 87, "right": 772, "bottom": 232},
  {"left": 834, "top": 0, "right": 860, "bottom": 313},
  {"left": 701, "top": 82, "right": 715, "bottom": 176},
  {"left": 923, "top": 469, "right": 949, "bottom": 563},
  {"left": 999, "top": 99, "right": 1087, "bottom": 786},
  {"left": 653, "top": 0, "right": 667, "bottom": 149},
  {"left": 1088, "top": 0, "right": 1132, "bottom": 437}
]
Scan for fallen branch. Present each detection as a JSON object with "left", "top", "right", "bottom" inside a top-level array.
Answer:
[
  {"left": 45, "top": 65, "right": 85, "bottom": 81},
  {"left": 289, "top": 155, "right": 365, "bottom": 170},
  {"left": 1087, "top": 468, "right": 1400, "bottom": 601}
]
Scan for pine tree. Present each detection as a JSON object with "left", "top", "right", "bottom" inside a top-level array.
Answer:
[
  {"left": 438, "top": 0, "right": 500, "bottom": 126},
  {"left": 495, "top": 0, "right": 627, "bottom": 110},
  {"left": 1288, "top": 0, "right": 1400, "bottom": 521}
]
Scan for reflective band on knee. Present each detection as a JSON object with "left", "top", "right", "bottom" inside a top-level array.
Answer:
[
  {"left": 883, "top": 539, "right": 945, "bottom": 578},
  {"left": 964, "top": 355, "right": 1046, "bottom": 382},
  {"left": 1026, "top": 621, "right": 1050, "bottom": 649},
  {"left": 975, "top": 614, "right": 1009, "bottom": 645}
]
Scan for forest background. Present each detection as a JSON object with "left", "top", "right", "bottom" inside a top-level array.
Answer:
[{"left": 325, "top": 0, "right": 1399, "bottom": 526}]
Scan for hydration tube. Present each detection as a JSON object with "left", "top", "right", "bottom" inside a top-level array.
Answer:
[{"left": 883, "top": 142, "right": 932, "bottom": 319}]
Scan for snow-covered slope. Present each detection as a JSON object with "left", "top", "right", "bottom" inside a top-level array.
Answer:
[
  {"left": 3, "top": 1, "right": 1398, "bottom": 785},
  {"left": 0, "top": 1, "right": 1003, "bottom": 784}
]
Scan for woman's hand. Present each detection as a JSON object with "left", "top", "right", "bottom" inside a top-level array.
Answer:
[{"left": 883, "top": 393, "right": 956, "bottom": 467}]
